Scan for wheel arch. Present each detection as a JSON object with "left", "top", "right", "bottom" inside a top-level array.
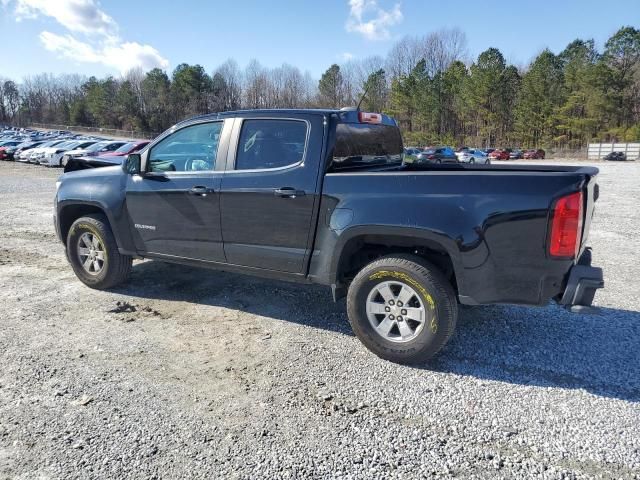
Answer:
[
  {"left": 330, "top": 226, "right": 464, "bottom": 300},
  {"left": 57, "top": 201, "right": 124, "bottom": 251}
]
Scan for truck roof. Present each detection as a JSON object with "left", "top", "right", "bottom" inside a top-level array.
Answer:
[{"left": 175, "top": 108, "right": 398, "bottom": 128}]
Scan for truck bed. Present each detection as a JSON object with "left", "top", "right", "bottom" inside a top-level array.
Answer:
[{"left": 312, "top": 163, "right": 599, "bottom": 307}]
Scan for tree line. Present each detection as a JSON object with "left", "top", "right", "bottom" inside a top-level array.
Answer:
[{"left": 1, "top": 26, "right": 638, "bottom": 148}]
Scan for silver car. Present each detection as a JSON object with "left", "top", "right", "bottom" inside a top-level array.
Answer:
[{"left": 456, "top": 148, "right": 490, "bottom": 164}]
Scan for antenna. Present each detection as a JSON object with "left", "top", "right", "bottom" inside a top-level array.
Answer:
[{"left": 356, "top": 83, "right": 371, "bottom": 111}]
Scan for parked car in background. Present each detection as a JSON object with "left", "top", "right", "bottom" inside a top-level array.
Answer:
[
  {"left": 43, "top": 140, "right": 98, "bottom": 167},
  {"left": 98, "top": 140, "right": 150, "bottom": 157},
  {"left": 523, "top": 149, "right": 546, "bottom": 159},
  {"left": 509, "top": 149, "right": 524, "bottom": 159},
  {"left": 61, "top": 140, "right": 125, "bottom": 167},
  {"left": 14, "top": 141, "right": 46, "bottom": 162},
  {"left": 0, "top": 146, "right": 12, "bottom": 160},
  {"left": 603, "top": 151, "right": 627, "bottom": 161},
  {"left": 489, "top": 149, "right": 510, "bottom": 160},
  {"left": 412, "top": 146, "right": 458, "bottom": 164},
  {"left": 456, "top": 148, "right": 490, "bottom": 164},
  {"left": 84, "top": 140, "right": 128, "bottom": 157},
  {"left": 0, "top": 140, "right": 22, "bottom": 152},
  {"left": 403, "top": 147, "right": 422, "bottom": 163},
  {"left": 23, "top": 139, "right": 70, "bottom": 163}
]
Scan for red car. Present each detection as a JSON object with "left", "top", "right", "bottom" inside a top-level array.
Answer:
[
  {"left": 98, "top": 140, "right": 149, "bottom": 157},
  {"left": 523, "top": 149, "right": 545, "bottom": 159},
  {"left": 489, "top": 149, "right": 510, "bottom": 160}
]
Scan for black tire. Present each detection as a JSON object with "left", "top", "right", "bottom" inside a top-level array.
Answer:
[
  {"left": 66, "top": 214, "right": 132, "bottom": 289},
  {"left": 346, "top": 255, "right": 457, "bottom": 364},
  {"left": 469, "top": 158, "right": 475, "bottom": 164}
]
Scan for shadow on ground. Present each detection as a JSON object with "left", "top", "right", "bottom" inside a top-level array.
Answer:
[{"left": 116, "top": 260, "right": 640, "bottom": 402}]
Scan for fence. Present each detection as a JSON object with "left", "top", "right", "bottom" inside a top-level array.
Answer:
[
  {"left": 587, "top": 143, "right": 640, "bottom": 160},
  {"left": 29, "top": 123, "right": 159, "bottom": 140}
]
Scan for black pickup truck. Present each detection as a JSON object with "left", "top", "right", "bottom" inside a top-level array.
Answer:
[{"left": 54, "top": 109, "right": 603, "bottom": 363}]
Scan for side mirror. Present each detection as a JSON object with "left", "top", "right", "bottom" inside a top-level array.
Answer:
[{"left": 125, "top": 153, "right": 142, "bottom": 174}]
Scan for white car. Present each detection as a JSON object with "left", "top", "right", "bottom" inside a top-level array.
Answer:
[
  {"left": 15, "top": 143, "right": 45, "bottom": 162},
  {"left": 456, "top": 148, "right": 490, "bottom": 164},
  {"left": 22, "top": 139, "right": 69, "bottom": 163},
  {"left": 48, "top": 140, "right": 102, "bottom": 167},
  {"left": 41, "top": 140, "right": 87, "bottom": 166}
]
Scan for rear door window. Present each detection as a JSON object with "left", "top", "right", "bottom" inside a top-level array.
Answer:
[{"left": 235, "top": 119, "right": 307, "bottom": 170}]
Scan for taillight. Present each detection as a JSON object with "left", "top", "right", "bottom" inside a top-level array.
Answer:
[
  {"left": 549, "top": 191, "right": 583, "bottom": 258},
  {"left": 358, "top": 112, "right": 382, "bottom": 124}
]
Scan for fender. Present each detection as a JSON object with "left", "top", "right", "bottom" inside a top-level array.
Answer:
[
  {"left": 56, "top": 198, "right": 137, "bottom": 256},
  {"left": 325, "top": 224, "right": 467, "bottom": 299}
]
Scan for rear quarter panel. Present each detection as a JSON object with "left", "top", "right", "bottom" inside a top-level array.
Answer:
[{"left": 311, "top": 169, "right": 591, "bottom": 306}]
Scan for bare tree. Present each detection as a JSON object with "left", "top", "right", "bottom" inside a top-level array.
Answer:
[
  {"left": 386, "top": 29, "right": 468, "bottom": 79},
  {"left": 422, "top": 28, "right": 468, "bottom": 76},
  {"left": 386, "top": 36, "right": 426, "bottom": 79},
  {"left": 215, "top": 59, "right": 243, "bottom": 110},
  {"left": 243, "top": 60, "right": 269, "bottom": 109}
]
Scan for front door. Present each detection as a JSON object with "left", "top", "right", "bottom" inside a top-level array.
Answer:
[{"left": 125, "top": 120, "right": 229, "bottom": 262}]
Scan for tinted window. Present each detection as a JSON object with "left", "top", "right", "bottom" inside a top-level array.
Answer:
[
  {"left": 332, "top": 123, "right": 403, "bottom": 170},
  {"left": 148, "top": 122, "right": 222, "bottom": 173},
  {"left": 86, "top": 142, "right": 109, "bottom": 152},
  {"left": 115, "top": 142, "right": 135, "bottom": 153},
  {"left": 100, "top": 142, "right": 125, "bottom": 152},
  {"left": 235, "top": 119, "right": 307, "bottom": 170}
]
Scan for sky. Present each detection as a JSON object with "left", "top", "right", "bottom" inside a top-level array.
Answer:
[{"left": 1, "top": 0, "right": 639, "bottom": 81}]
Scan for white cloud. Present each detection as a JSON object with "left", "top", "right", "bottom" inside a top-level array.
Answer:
[
  {"left": 7, "top": 0, "right": 168, "bottom": 73},
  {"left": 15, "top": 0, "right": 117, "bottom": 37},
  {"left": 339, "top": 52, "right": 355, "bottom": 61},
  {"left": 40, "top": 31, "right": 169, "bottom": 73},
  {"left": 345, "top": 0, "right": 402, "bottom": 41}
]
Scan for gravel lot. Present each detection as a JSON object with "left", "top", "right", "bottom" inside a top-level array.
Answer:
[{"left": 0, "top": 160, "right": 638, "bottom": 479}]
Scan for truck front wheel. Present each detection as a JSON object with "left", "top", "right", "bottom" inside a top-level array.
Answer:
[
  {"left": 66, "top": 214, "right": 132, "bottom": 289},
  {"left": 346, "top": 255, "right": 457, "bottom": 364}
]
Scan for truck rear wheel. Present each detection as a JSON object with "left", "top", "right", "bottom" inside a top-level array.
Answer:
[
  {"left": 346, "top": 255, "right": 457, "bottom": 364},
  {"left": 66, "top": 214, "right": 132, "bottom": 289}
]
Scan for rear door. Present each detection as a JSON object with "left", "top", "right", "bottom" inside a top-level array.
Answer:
[
  {"left": 219, "top": 114, "right": 325, "bottom": 273},
  {"left": 125, "top": 119, "right": 231, "bottom": 262}
]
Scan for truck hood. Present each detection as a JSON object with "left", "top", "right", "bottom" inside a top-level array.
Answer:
[{"left": 60, "top": 164, "right": 123, "bottom": 182}]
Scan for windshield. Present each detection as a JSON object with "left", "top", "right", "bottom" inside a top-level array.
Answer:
[
  {"left": 114, "top": 142, "right": 135, "bottom": 153},
  {"left": 86, "top": 141, "right": 109, "bottom": 152}
]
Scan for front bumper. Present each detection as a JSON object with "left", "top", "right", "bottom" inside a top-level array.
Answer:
[{"left": 558, "top": 249, "right": 604, "bottom": 313}]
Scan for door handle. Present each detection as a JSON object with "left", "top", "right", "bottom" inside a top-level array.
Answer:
[
  {"left": 189, "top": 186, "right": 213, "bottom": 196},
  {"left": 274, "top": 187, "right": 306, "bottom": 198}
]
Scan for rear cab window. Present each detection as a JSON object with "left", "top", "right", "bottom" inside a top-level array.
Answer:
[{"left": 331, "top": 122, "right": 403, "bottom": 171}]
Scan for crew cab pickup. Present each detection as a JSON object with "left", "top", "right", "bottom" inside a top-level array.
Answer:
[{"left": 54, "top": 109, "right": 604, "bottom": 363}]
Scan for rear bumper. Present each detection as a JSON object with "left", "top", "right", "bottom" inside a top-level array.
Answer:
[{"left": 558, "top": 250, "right": 604, "bottom": 313}]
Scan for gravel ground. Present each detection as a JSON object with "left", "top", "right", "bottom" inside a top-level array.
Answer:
[{"left": 0, "top": 160, "right": 638, "bottom": 479}]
